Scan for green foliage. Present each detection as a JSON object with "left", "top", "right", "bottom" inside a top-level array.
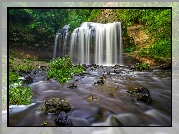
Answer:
[
  {"left": 9, "top": 51, "right": 36, "bottom": 72},
  {"left": 137, "top": 48, "right": 148, "bottom": 57},
  {"left": 9, "top": 70, "right": 20, "bottom": 84},
  {"left": 139, "top": 9, "right": 171, "bottom": 40},
  {"left": 9, "top": 9, "right": 101, "bottom": 44},
  {"left": 116, "top": 9, "right": 140, "bottom": 26},
  {"left": 124, "top": 46, "right": 137, "bottom": 52},
  {"left": 9, "top": 50, "right": 35, "bottom": 105},
  {"left": 41, "top": 121, "right": 51, "bottom": 126},
  {"left": 136, "top": 63, "right": 150, "bottom": 71},
  {"left": 149, "top": 39, "right": 171, "bottom": 59},
  {"left": 115, "top": 8, "right": 171, "bottom": 61},
  {"left": 9, "top": 84, "right": 33, "bottom": 105},
  {"left": 47, "top": 55, "right": 84, "bottom": 83}
]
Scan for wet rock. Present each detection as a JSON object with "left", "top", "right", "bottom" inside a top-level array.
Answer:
[
  {"left": 91, "top": 68, "right": 95, "bottom": 71},
  {"left": 68, "top": 84, "right": 77, "bottom": 88},
  {"left": 137, "top": 94, "right": 153, "bottom": 104},
  {"left": 82, "top": 64, "right": 86, "bottom": 68},
  {"left": 100, "top": 74, "right": 106, "bottom": 79},
  {"left": 37, "top": 97, "right": 71, "bottom": 114},
  {"left": 130, "top": 65, "right": 136, "bottom": 70},
  {"left": 126, "top": 87, "right": 153, "bottom": 104},
  {"left": 54, "top": 111, "right": 73, "bottom": 126},
  {"left": 113, "top": 70, "right": 120, "bottom": 74},
  {"left": 91, "top": 95, "right": 98, "bottom": 100},
  {"left": 135, "top": 87, "right": 150, "bottom": 94},
  {"left": 23, "top": 76, "right": 33, "bottom": 84},
  {"left": 159, "top": 62, "right": 171, "bottom": 70},
  {"left": 95, "top": 79, "right": 105, "bottom": 85},
  {"left": 86, "top": 94, "right": 100, "bottom": 101}
]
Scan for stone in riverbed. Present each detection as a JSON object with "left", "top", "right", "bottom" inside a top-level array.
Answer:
[
  {"left": 137, "top": 93, "right": 153, "bottom": 104},
  {"left": 126, "top": 87, "right": 153, "bottom": 104},
  {"left": 95, "top": 79, "right": 105, "bottom": 85},
  {"left": 68, "top": 84, "right": 77, "bottom": 88},
  {"left": 37, "top": 97, "right": 71, "bottom": 114},
  {"left": 24, "top": 76, "right": 33, "bottom": 84},
  {"left": 54, "top": 111, "right": 73, "bottom": 126}
]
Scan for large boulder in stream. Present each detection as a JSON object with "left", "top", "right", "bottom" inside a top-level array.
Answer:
[{"left": 37, "top": 97, "right": 71, "bottom": 114}]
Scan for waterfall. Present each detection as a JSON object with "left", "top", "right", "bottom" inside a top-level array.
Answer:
[{"left": 54, "top": 22, "right": 123, "bottom": 65}]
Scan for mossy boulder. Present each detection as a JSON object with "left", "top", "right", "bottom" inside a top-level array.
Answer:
[{"left": 38, "top": 96, "right": 71, "bottom": 114}]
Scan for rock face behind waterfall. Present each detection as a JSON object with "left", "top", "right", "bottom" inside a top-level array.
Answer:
[{"left": 54, "top": 22, "right": 123, "bottom": 66}]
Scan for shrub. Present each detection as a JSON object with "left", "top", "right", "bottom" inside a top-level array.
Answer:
[
  {"left": 136, "top": 63, "right": 150, "bottom": 71},
  {"left": 9, "top": 83, "right": 33, "bottom": 105},
  {"left": 47, "top": 55, "right": 84, "bottom": 83}
]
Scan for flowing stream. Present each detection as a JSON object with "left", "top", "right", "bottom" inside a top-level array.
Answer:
[
  {"left": 8, "top": 22, "right": 171, "bottom": 127},
  {"left": 9, "top": 65, "right": 171, "bottom": 126}
]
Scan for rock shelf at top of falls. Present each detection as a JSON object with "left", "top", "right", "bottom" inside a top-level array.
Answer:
[{"left": 9, "top": 63, "right": 171, "bottom": 126}]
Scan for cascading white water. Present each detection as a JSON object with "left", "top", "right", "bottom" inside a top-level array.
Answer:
[{"left": 54, "top": 22, "right": 123, "bottom": 65}]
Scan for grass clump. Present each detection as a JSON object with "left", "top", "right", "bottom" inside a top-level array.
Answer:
[{"left": 47, "top": 55, "right": 84, "bottom": 83}]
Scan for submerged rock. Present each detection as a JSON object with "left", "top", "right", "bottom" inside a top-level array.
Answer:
[
  {"left": 54, "top": 111, "right": 73, "bottom": 126},
  {"left": 37, "top": 97, "right": 71, "bottom": 114},
  {"left": 94, "top": 79, "right": 105, "bottom": 85},
  {"left": 68, "top": 84, "right": 77, "bottom": 88},
  {"left": 126, "top": 87, "right": 153, "bottom": 104}
]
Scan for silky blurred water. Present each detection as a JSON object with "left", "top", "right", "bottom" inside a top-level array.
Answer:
[
  {"left": 3, "top": 2, "right": 179, "bottom": 134},
  {"left": 8, "top": 66, "right": 171, "bottom": 127}
]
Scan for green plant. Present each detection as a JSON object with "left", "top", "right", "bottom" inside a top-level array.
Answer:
[
  {"left": 9, "top": 70, "right": 20, "bottom": 84},
  {"left": 124, "top": 46, "right": 137, "bottom": 52},
  {"left": 9, "top": 84, "right": 33, "bottom": 105},
  {"left": 47, "top": 55, "right": 84, "bottom": 83},
  {"left": 149, "top": 39, "right": 171, "bottom": 59},
  {"left": 136, "top": 63, "right": 150, "bottom": 71},
  {"left": 41, "top": 121, "right": 51, "bottom": 126},
  {"left": 137, "top": 48, "right": 148, "bottom": 57}
]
